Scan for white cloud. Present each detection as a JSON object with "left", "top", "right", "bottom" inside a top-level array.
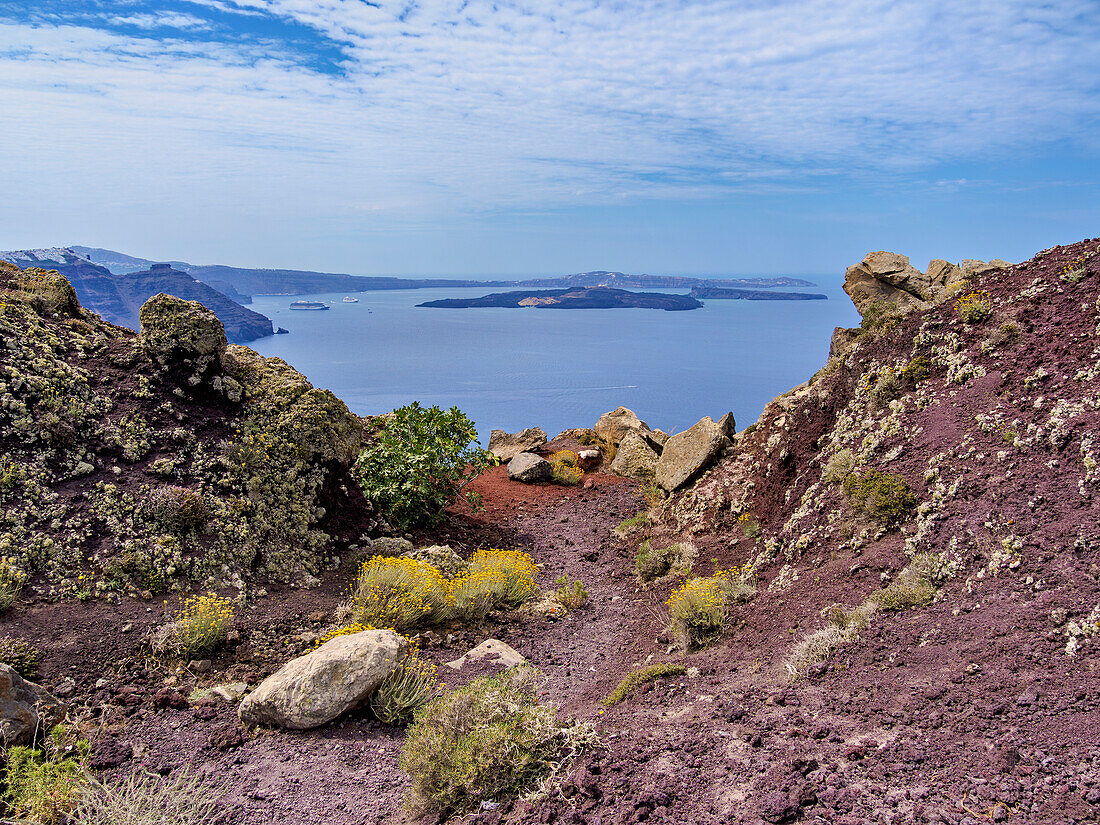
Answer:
[
  {"left": 109, "top": 12, "right": 210, "bottom": 29},
  {"left": 0, "top": 1, "right": 1097, "bottom": 249}
]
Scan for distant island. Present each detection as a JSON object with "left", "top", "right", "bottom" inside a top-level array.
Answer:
[
  {"left": 418, "top": 286, "right": 703, "bottom": 311},
  {"left": 689, "top": 285, "right": 827, "bottom": 301}
]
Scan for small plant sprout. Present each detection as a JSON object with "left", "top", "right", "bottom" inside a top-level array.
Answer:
[{"left": 553, "top": 575, "right": 588, "bottom": 609}]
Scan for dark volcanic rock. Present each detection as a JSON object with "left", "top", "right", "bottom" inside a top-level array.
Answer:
[{"left": 418, "top": 286, "right": 702, "bottom": 311}]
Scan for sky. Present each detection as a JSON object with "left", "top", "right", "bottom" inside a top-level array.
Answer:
[{"left": 0, "top": 0, "right": 1098, "bottom": 276}]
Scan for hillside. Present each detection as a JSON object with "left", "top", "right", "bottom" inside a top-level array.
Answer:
[
  {"left": 0, "top": 249, "right": 274, "bottom": 343},
  {"left": 0, "top": 239, "right": 1097, "bottom": 824}
]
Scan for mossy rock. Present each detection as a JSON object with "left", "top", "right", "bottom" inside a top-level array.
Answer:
[
  {"left": 276, "top": 387, "right": 363, "bottom": 467},
  {"left": 4, "top": 265, "right": 82, "bottom": 317},
  {"left": 139, "top": 293, "right": 227, "bottom": 372}
]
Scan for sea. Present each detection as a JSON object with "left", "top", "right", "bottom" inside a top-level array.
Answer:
[{"left": 248, "top": 277, "right": 859, "bottom": 444}]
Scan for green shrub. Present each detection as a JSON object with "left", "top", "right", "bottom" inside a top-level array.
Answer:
[
  {"left": 603, "top": 664, "right": 685, "bottom": 707},
  {"left": 842, "top": 470, "right": 916, "bottom": 527},
  {"left": 737, "top": 513, "right": 761, "bottom": 539},
  {"left": 370, "top": 653, "right": 438, "bottom": 725},
  {"left": 0, "top": 635, "right": 41, "bottom": 678},
  {"left": 614, "top": 511, "right": 648, "bottom": 537},
  {"left": 354, "top": 556, "right": 449, "bottom": 631},
  {"left": 354, "top": 403, "right": 494, "bottom": 530},
  {"left": 400, "top": 667, "right": 591, "bottom": 816},
  {"left": 899, "top": 356, "right": 931, "bottom": 386},
  {"left": 77, "top": 768, "right": 225, "bottom": 825},
  {"left": 666, "top": 571, "right": 754, "bottom": 650},
  {"left": 634, "top": 540, "right": 694, "bottom": 583},
  {"left": 4, "top": 726, "right": 89, "bottom": 825},
  {"left": 553, "top": 576, "right": 588, "bottom": 609}
]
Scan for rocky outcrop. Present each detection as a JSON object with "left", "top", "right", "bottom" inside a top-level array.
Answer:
[
  {"left": 843, "top": 251, "right": 1009, "bottom": 316},
  {"left": 610, "top": 432, "right": 659, "bottom": 480},
  {"left": 488, "top": 428, "right": 548, "bottom": 461},
  {"left": 0, "top": 664, "right": 63, "bottom": 746},
  {"left": 656, "top": 416, "right": 732, "bottom": 491},
  {"left": 239, "top": 630, "right": 406, "bottom": 729},
  {"left": 507, "top": 453, "right": 553, "bottom": 483}
]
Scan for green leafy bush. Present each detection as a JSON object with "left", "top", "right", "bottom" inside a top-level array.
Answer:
[
  {"left": 603, "top": 664, "right": 685, "bottom": 707},
  {"left": 400, "top": 667, "right": 591, "bottom": 816},
  {"left": 860, "top": 300, "right": 903, "bottom": 334},
  {"left": 842, "top": 470, "right": 916, "bottom": 527},
  {"left": 354, "top": 403, "right": 494, "bottom": 530}
]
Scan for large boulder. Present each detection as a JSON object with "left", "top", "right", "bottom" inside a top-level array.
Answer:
[
  {"left": 507, "top": 452, "right": 552, "bottom": 484},
  {"left": 610, "top": 431, "right": 659, "bottom": 480},
  {"left": 656, "top": 416, "right": 731, "bottom": 491},
  {"left": 0, "top": 664, "right": 63, "bottom": 746},
  {"left": 239, "top": 629, "right": 406, "bottom": 730},
  {"left": 594, "top": 407, "right": 667, "bottom": 452},
  {"left": 139, "top": 293, "right": 227, "bottom": 376},
  {"left": 488, "top": 427, "right": 547, "bottom": 461}
]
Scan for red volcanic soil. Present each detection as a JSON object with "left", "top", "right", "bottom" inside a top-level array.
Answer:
[{"left": 4, "top": 239, "right": 1100, "bottom": 825}]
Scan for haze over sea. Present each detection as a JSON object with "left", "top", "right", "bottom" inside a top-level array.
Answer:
[{"left": 249, "top": 277, "right": 858, "bottom": 443}]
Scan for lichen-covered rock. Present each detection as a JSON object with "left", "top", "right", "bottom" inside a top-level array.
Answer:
[
  {"left": 139, "top": 293, "right": 227, "bottom": 375},
  {"left": 507, "top": 452, "right": 553, "bottom": 483},
  {"left": 4, "top": 265, "right": 82, "bottom": 317},
  {"left": 488, "top": 427, "right": 548, "bottom": 461},
  {"left": 656, "top": 416, "right": 731, "bottom": 491},
  {"left": 0, "top": 664, "right": 63, "bottom": 746},
  {"left": 610, "top": 431, "right": 659, "bottom": 480},
  {"left": 238, "top": 629, "right": 406, "bottom": 729},
  {"left": 223, "top": 345, "right": 363, "bottom": 467}
]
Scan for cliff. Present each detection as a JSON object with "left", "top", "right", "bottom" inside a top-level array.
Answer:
[{"left": 0, "top": 249, "right": 274, "bottom": 343}]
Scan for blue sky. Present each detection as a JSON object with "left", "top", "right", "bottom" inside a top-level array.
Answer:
[{"left": 1, "top": 0, "right": 1097, "bottom": 275}]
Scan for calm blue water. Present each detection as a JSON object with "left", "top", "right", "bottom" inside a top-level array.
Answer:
[{"left": 248, "top": 278, "right": 859, "bottom": 443}]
